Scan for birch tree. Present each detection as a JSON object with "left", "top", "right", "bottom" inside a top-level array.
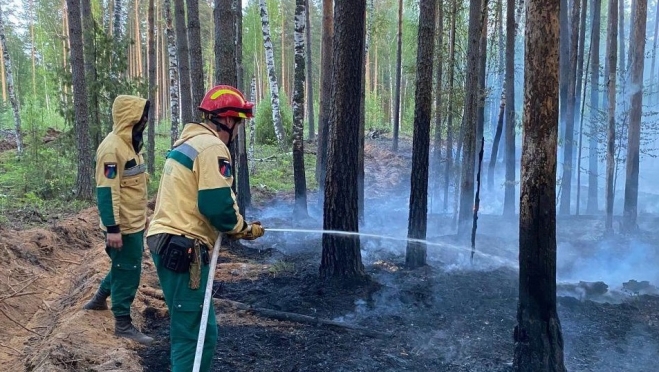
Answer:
[
  {"left": 164, "top": 0, "right": 180, "bottom": 146},
  {"left": 293, "top": 0, "right": 308, "bottom": 217},
  {"left": 0, "top": 5, "right": 22, "bottom": 156},
  {"left": 259, "top": 0, "right": 287, "bottom": 149}
]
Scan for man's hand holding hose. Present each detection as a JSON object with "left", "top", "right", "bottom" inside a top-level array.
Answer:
[{"left": 231, "top": 221, "right": 265, "bottom": 240}]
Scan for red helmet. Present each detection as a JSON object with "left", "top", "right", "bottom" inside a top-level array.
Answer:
[{"left": 198, "top": 85, "right": 254, "bottom": 119}]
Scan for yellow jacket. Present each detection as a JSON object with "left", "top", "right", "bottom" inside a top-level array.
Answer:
[
  {"left": 96, "top": 95, "right": 149, "bottom": 234},
  {"left": 147, "top": 122, "right": 248, "bottom": 248}
]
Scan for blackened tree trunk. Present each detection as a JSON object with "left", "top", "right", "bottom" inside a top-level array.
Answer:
[
  {"left": 574, "top": 0, "right": 587, "bottom": 170},
  {"left": 476, "top": 4, "right": 488, "bottom": 149},
  {"left": 320, "top": 0, "right": 366, "bottom": 281},
  {"left": 406, "top": 0, "right": 436, "bottom": 268},
  {"left": 174, "top": 0, "right": 193, "bottom": 124},
  {"left": 513, "top": 0, "right": 566, "bottom": 369},
  {"left": 315, "top": 0, "right": 333, "bottom": 204},
  {"left": 305, "top": 0, "right": 315, "bottom": 141},
  {"left": 605, "top": 0, "right": 618, "bottom": 232},
  {"left": 186, "top": 0, "right": 204, "bottom": 117},
  {"left": 235, "top": 0, "right": 251, "bottom": 213},
  {"left": 147, "top": 0, "right": 156, "bottom": 174},
  {"left": 259, "top": 0, "right": 287, "bottom": 150},
  {"left": 458, "top": 0, "right": 484, "bottom": 236},
  {"left": 293, "top": 0, "right": 309, "bottom": 218},
  {"left": 587, "top": 0, "right": 601, "bottom": 214},
  {"left": 65, "top": 0, "right": 93, "bottom": 199},
  {"left": 488, "top": 90, "right": 505, "bottom": 190},
  {"left": 622, "top": 0, "right": 647, "bottom": 232},
  {"left": 559, "top": 0, "right": 580, "bottom": 215},
  {"left": 392, "top": 0, "right": 403, "bottom": 152},
  {"left": 215, "top": 0, "right": 236, "bottom": 85},
  {"left": 164, "top": 0, "right": 180, "bottom": 147},
  {"left": 503, "top": 0, "right": 517, "bottom": 216}
]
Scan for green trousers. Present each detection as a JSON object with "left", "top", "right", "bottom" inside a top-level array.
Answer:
[
  {"left": 99, "top": 230, "right": 144, "bottom": 318},
  {"left": 152, "top": 253, "right": 218, "bottom": 372}
]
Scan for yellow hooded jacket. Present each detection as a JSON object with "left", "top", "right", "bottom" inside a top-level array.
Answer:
[
  {"left": 147, "top": 122, "right": 248, "bottom": 249},
  {"left": 96, "top": 95, "right": 149, "bottom": 234}
]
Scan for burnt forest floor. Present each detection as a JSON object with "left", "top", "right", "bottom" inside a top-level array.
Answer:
[{"left": 140, "top": 136, "right": 659, "bottom": 372}]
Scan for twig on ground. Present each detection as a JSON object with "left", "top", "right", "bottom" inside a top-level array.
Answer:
[
  {"left": 0, "top": 305, "right": 42, "bottom": 337},
  {"left": 214, "top": 298, "right": 391, "bottom": 338},
  {"left": 0, "top": 342, "right": 22, "bottom": 355}
]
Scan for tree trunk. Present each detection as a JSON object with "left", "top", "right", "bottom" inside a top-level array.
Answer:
[
  {"left": 503, "top": 0, "right": 518, "bottom": 217},
  {"left": 587, "top": 0, "right": 601, "bottom": 214},
  {"left": 488, "top": 90, "right": 505, "bottom": 190},
  {"left": 174, "top": 0, "right": 193, "bottom": 124},
  {"left": 305, "top": 0, "right": 315, "bottom": 141},
  {"left": 215, "top": 0, "right": 236, "bottom": 85},
  {"left": 476, "top": 4, "right": 488, "bottom": 150},
  {"left": 558, "top": 0, "right": 569, "bottom": 156},
  {"left": 458, "top": 0, "right": 485, "bottom": 236},
  {"left": 186, "top": 0, "right": 204, "bottom": 118},
  {"left": 147, "top": 0, "right": 156, "bottom": 175},
  {"left": 81, "top": 0, "right": 101, "bottom": 150},
  {"left": 574, "top": 0, "right": 587, "bottom": 170},
  {"left": 513, "top": 0, "right": 566, "bottom": 369},
  {"left": 559, "top": 0, "right": 580, "bottom": 215},
  {"left": 622, "top": 0, "right": 647, "bottom": 232},
  {"left": 392, "top": 0, "right": 403, "bottom": 152},
  {"left": 320, "top": 0, "right": 366, "bottom": 281},
  {"left": 618, "top": 0, "right": 626, "bottom": 76},
  {"left": 406, "top": 0, "right": 436, "bottom": 269},
  {"left": 293, "top": 0, "right": 309, "bottom": 218},
  {"left": 444, "top": 0, "right": 457, "bottom": 212},
  {"left": 64, "top": 0, "right": 93, "bottom": 199},
  {"left": 235, "top": 0, "right": 251, "bottom": 214},
  {"left": 651, "top": 0, "right": 659, "bottom": 101},
  {"left": 315, "top": 0, "right": 333, "bottom": 204},
  {"left": 0, "top": 5, "right": 23, "bottom": 156},
  {"left": 249, "top": 77, "right": 256, "bottom": 171},
  {"left": 259, "top": 0, "right": 287, "bottom": 150},
  {"left": 432, "top": 0, "right": 444, "bottom": 202},
  {"left": 605, "top": 0, "right": 618, "bottom": 232},
  {"left": 164, "top": 0, "right": 180, "bottom": 147}
]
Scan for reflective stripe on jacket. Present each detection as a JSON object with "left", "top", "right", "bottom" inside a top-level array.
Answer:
[{"left": 147, "top": 122, "right": 247, "bottom": 248}]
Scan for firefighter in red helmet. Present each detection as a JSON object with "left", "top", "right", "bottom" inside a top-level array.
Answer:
[{"left": 146, "top": 85, "right": 264, "bottom": 371}]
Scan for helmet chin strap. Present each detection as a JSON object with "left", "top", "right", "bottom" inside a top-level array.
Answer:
[{"left": 209, "top": 116, "right": 236, "bottom": 147}]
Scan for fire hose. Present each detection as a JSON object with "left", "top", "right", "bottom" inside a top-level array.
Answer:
[{"left": 192, "top": 232, "right": 222, "bottom": 372}]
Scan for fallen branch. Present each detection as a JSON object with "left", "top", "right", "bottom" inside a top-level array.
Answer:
[
  {"left": 0, "top": 305, "right": 42, "bottom": 337},
  {"left": 214, "top": 298, "right": 391, "bottom": 338},
  {"left": 0, "top": 342, "right": 21, "bottom": 355},
  {"left": 39, "top": 256, "right": 81, "bottom": 265}
]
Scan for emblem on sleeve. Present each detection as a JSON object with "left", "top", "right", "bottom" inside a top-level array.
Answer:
[
  {"left": 104, "top": 162, "right": 118, "bottom": 179},
  {"left": 218, "top": 158, "right": 232, "bottom": 178}
]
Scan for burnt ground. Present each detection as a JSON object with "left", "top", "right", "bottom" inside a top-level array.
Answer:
[{"left": 139, "top": 137, "right": 659, "bottom": 372}]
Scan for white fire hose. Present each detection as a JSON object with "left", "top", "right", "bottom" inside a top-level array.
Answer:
[{"left": 192, "top": 233, "right": 222, "bottom": 372}]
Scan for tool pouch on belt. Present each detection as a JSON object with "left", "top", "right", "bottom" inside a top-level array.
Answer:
[
  {"left": 189, "top": 241, "right": 202, "bottom": 289},
  {"left": 161, "top": 235, "right": 195, "bottom": 273}
]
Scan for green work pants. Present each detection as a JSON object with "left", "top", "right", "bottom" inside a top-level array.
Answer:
[
  {"left": 99, "top": 230, "right": 144, "bottom": 318},
  {"left": 152, "top": 253, "right": 218, "bottom": 372}
]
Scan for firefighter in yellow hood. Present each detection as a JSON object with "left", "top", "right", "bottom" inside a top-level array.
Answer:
[
  {"left": 82, "top": 95, "right": 153, "bottom": 345},
  {"left": 147, "top": 85, "right": 264, "bottom": 371}
]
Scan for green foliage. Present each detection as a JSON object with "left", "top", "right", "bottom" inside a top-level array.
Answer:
[
  {"left": 249, "top": 143, "right": 318, "bottom": 193},
  {"left": 254, "top": 88, "right": 293, "bottom": 145}
]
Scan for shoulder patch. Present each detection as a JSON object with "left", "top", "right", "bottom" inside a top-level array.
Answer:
[
  {"left": 218, "top": 158, "right": 232, "bottom": 178},
  {"left": 104, "top": 162, "right": 118, "bottom": 179}
]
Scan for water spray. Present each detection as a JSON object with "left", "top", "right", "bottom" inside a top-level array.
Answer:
[{"left": 264, "top": 227, "right": 515, "bottom": 266}]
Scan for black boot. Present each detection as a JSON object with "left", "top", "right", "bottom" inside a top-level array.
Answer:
[
  {"left": 83, "top": 287, "right": 110, "bottom": 310},
  {"left": 114, "top": 315, "right": 154, "bottom": 345}
]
